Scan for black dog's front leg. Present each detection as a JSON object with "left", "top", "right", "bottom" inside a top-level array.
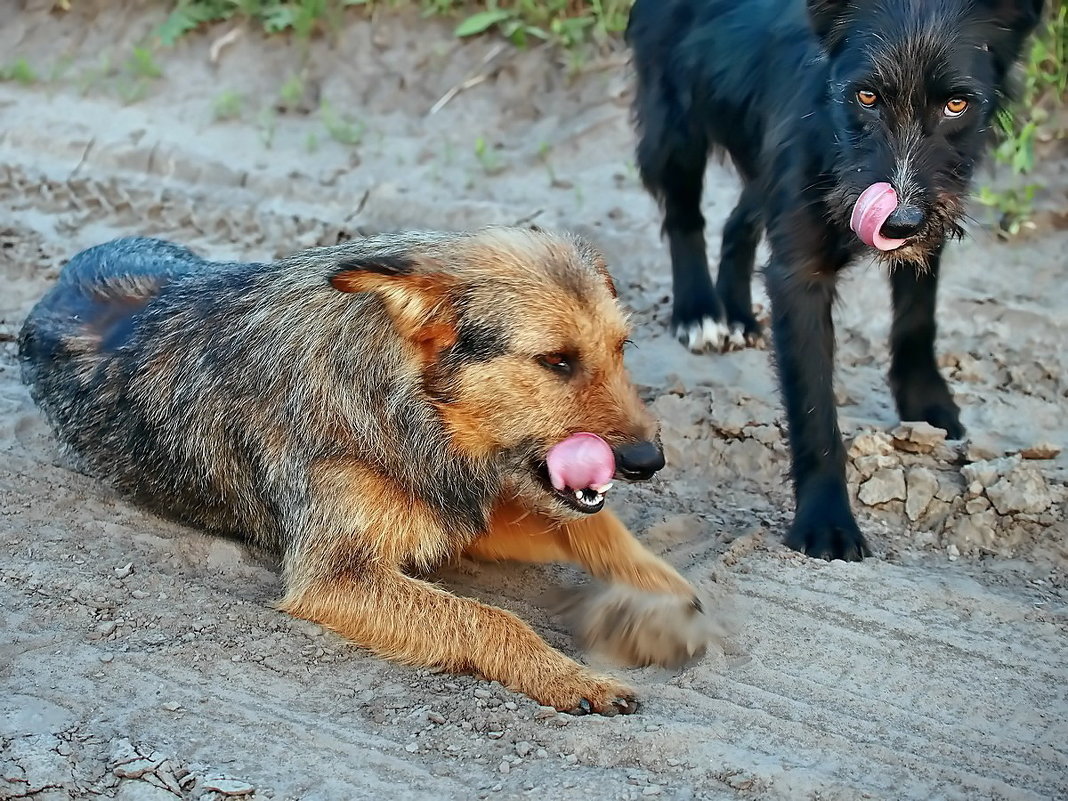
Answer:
[
  {"left": 767, "top": 264, "right": 869, "bottom": 561},
  {"left": 888, "top": 251, "right": 965, "bottom": 439}
]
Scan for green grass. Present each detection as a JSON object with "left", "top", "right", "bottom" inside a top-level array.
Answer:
[{"left": 148, "top": 1, "right": 628, "bottom": 49}]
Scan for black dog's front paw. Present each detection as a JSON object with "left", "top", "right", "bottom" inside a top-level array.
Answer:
[
  {"left": 672, "top": 293, "right": 729, "bottom": 353},
  {"left": 893, "top": 373, "right": 965, "bottom": 439},
  {"left": 785, "top": 480, "right": 870, "bottom": 561},
  {"left": 724, "top": 307, "right": 764, "bottom": 349}
]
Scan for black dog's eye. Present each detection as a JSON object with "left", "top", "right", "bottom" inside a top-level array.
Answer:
[
  {"left": 856, "top": 89, "right": 878, "bottom": 108},
  {"left": 943, "top": 97, "right": 969, "bottom": 118},
  {"left": 537, "top": 352, "right": 574, "bottom": 377}
]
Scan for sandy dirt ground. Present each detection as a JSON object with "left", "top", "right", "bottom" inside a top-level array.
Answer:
[{"left": 1, "top": 3, "right": 1066, "bottom": 800}]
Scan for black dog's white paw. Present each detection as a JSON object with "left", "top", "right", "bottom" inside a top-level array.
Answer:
[{"left": 674, "top": 316, "right": 731, "bottom": 353}]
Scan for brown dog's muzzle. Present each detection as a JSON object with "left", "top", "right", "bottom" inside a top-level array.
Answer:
[{"left": 613, "top": 440, "right": 665, "bottom": 481}]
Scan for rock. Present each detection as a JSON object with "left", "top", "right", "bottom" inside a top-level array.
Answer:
[
  {"left": 853, "top": 454, "right": 899, "bottom": 481},
  {"left": 985, "top": 469, "right": 1052, "bottom": 515},
  {"left": 905, "top": 467, "right": 938, "bottom": 522},
  {"left": 892, "top": 422, "right": 948, "bottom": 453},
  {"left": 515, "top": 741, "right": 532, "bottom": 758},
  {"left": 964, "top": 497, "right": 991, "bottom": 515},
  {"left": 961, "top": 456, "right": 1021, "bottom": 489},
  {"left": 113, "top": 757, "right": 161, "bottom": 779},
  {"left": 201, "top": 777, "right": 255, "bottom": 796},
  {"left": 97, "top": 620, "right": 117, "bottom": 636},
  {"left": 1019, "top": 442, "right": 1061, "bottom": 460},
  {"left": 848, "top": 431, "right": 894, "bottom": 458},
  {"left": 935, "top": 473, "right": 963, "bottom": 502},
  {"left": 950, "top": 512, "right": 998, "bottom": 550},
  {"left": 858, "top": 468, "right": 907, "bottom": 506}
]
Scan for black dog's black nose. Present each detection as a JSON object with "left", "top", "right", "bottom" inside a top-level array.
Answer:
[
  {"left": 614, "top": 441, "right": 666, "bottom": 480},
  {"left": 880, "top": 204, "right": 925, "bottom": 239}
]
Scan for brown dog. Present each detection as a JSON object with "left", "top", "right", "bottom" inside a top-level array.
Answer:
[{"left": 18, "top": 228, "right": 707, "bottom": 714}]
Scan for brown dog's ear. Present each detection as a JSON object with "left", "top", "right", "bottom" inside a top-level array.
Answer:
[{"left": 330, "top": 255, "right": 458, "bottom": 353}]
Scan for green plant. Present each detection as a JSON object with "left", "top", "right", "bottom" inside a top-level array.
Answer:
[
  {"left": 213, "top": 89, "right": 244, "bottom": 119},
  {"left": 155, "top": 0, "right": 368, "bottom": 46},
  {"left": 126, "top": 46, "right": 163, "bottom": 79},
  {"left": 320, "top": 100, "right": 364, "bottom": 145},
  {"left": 474, "top": 135, "right": 504, "bottom": 174},
  {"left": 0, "top": 58, "right": 38, "bottom": 85},
  {"left": 257, "top": 106, "right": 277, "bottom": 148},
  {"left": 279, "top": 73, "right": 306, "bottom": 109},
  {"left": 982, "top": 6, "right": 1067, "bottom": 235}
]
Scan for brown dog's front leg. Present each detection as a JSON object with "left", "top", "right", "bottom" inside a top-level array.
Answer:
[
  {"left": 280, "top": 566, "right": 637, "bottom": 715},
  {"left": 468, "top": 501, "right": 695, "bottom": 600}
]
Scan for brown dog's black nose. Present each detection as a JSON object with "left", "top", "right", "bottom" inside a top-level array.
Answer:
[
  {"left": 880, "top": 204, "right": 925, "bottom": 239},
  {"left": 614, "top": 441, "right": 666, "bottom": 480}
]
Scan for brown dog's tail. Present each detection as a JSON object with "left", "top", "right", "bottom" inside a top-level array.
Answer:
[{"left": 18, "top": 237, "right": 206, "bottom": 383}]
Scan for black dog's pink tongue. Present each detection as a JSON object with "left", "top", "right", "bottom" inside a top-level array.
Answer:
[
  {"left": 850, "top": 182, "right": 908, "bottom": 251},
  {"left": 546, "top": 433, "right": 615, "bottom": 492}
]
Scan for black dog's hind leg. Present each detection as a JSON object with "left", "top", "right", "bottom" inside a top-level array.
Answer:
[
  {"left": 768, "top": 264, "right": 869, "bottom": 561},
  {"left": 888, "top": 251, "right": 964, "bottom": 439},
  {"left": 716, "top": 184, "right": 763, "bottom": 346},
  {"left": 638, "top": 132, "right": 728, "bottom": 352}
]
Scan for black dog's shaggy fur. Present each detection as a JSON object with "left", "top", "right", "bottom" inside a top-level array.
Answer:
[{"left": 627, "top": 0, "right": 1044, "bottom": 559}]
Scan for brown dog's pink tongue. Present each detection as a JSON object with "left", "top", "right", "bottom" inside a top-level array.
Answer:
[
  {"left": 546, "top": 433, "right": 615, "bottom": 492},
  {"left": 850, "top": 182, "right": 908, "bottom": 251}
]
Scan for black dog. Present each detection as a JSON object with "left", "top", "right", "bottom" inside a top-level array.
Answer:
[{"left": 627, "top": 0, "right": 1044, "bottom": 559}]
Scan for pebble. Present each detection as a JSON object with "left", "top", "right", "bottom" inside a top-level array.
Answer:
[
  {"left": 1020, "top": 442, "right": 1061, "bottom": 460},
  {"left": 536, "top": 749, "right": 548, "bottom": 759},
  {"left": 97, "top": 620, "right": 117, "bottom": 636},
  {"left": 564, "top": 754, "right": 578, "bottom": 765},
  {"left": 515, "top": 741, "right": 532, "bottom": 758},
  {"left": 499, "top": 761, "right": 510, "bottom": 774},
  {"left": 130, "top": 590, "right": 149, "bottom": 599},
  {"left": 114, "top": 563, "right": 134, "bottom": 579},
  {"left": 405, "top": 742, "right": 419, "bottom": 753},
  {"left": 99, "top": 653, "right": 114, "bottom": 663},
  {"left": 160, "top": 701, "right": 182, "bottom": 712},
  {"left": 533, "top": 706, "right": 556, "bottom": 719},
  {"left": 427, "top": 712, "right": 446, "bottom": 725},
  {"left": 643, "top": 787, "right": 662, "bottom": 796}
]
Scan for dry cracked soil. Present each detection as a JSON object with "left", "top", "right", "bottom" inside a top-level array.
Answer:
[{"left": 1, "top": 3, "right": 1066, "bottom": 800}]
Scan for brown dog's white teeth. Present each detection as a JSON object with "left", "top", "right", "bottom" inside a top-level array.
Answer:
[{"left": 591, "top": 482, "right": 613, "bottom": 493}]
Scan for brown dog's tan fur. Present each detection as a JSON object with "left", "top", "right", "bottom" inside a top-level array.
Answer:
[{"left": 19, "top": 227, "right": 701, "bottom": 714}]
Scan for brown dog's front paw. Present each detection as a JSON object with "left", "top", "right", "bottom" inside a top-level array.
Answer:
[
  {"left": 562, "top": 584, "right": 729, "bottom": 669},
  {"left": 539, "top": 671, "right": 639, "bottom": 716}
]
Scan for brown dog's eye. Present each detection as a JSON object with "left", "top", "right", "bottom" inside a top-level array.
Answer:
[
  {"left": 856, "top": 90, "right": 878, "bottom": 108},
  {"left": 538, "top": 352, "right": 574, "bottom": 377},
  {"left": 943, "top": 97, "right": 969, "bottom": 117}
]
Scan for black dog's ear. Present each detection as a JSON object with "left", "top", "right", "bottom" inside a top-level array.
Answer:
[
  {"left": 971, "top": 0, "right": 1045, "bottom": 80},
  {"left": 972, "top": 0, "right": 1044, "bottom": 33},
  {"left": 807, "top": 0, "right": 853, "bottom": 46}
]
